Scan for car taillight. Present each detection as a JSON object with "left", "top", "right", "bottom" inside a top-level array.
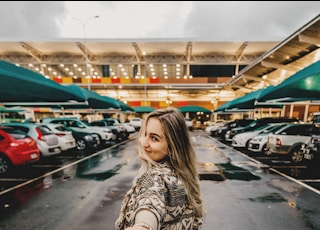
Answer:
[
  {"left": 276, "top": 138, "right": 281, "bottom": 146},
  {"left": 55, "top": 133, "right": 66, "bottom": 137},
  {"left": 36, "top": 127, "right": 47, "bottom": 141}
]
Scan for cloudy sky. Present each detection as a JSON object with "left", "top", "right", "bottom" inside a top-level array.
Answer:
[{"left": 0, "top": 1, "right": 319, "bottom": 41}]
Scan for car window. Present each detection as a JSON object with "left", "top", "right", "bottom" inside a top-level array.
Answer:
[
  {"left": 4, "top": 129, "right": 28, "bottom": 139},
  {"left": 284, "top": 125, "right": 311, "bottom": 135},
  {"left": 106, "top": 120, "right": 114, "bottom": 125},
  {"left": 54, "top": 125, "right": 68, "bottom": 132},
  {"left": 9, "top": 126, "right": 29, "bottom": 134},
  {"left": 38, "top": 125, "right": 52, "bottom": 135},
  {"left": 76, "top": 121, "right": 87, "bottom": 128},
  {"left": 92, "top": 121, "right": 104, "bottom": 126}
]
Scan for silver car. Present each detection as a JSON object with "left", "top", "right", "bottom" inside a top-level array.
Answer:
[
  {"left": 45, "top": 123, "right": 76, "bottom": 151},
  {"left": 2, "top": 123, "right": 61, "bottom": 157}
]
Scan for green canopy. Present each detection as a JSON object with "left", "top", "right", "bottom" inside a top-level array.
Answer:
[
  {"left": 114, "top": 99, "right": 135, "bottom": 112},
  {"left": 178, "top": 105, "right": 211, "bottom": 113},
  {"left": 64, "top": 84, "right": 120, "bottom": 110},
  {"left": 0, "top": 106, "right": 25, "bottom": 113},
  {"left": 257, "top": 60, "right": 320, "bottom": 103},
  {"left": 215, "top": 87, "right": 283, "bottom": 112},
  {"left": 133, "top": 106, "right": 156, "bottom": 113},
  {"left": 0, "top": 60, "right": 84, "bottom": 104}
]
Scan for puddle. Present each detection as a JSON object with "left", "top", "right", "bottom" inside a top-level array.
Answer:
[
  {"left": 248, "top": 192, "right": 287, "bottom": 203},
  {"left": 216, "top": 162, "right": 261, "bottom": 181},
  {"left": 77, "top": 164, "right": 123, "bottom": 181}
]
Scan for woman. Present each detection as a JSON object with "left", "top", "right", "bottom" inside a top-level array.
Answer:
[{"left": 115, "top": 107, "right": 204, "bottom": 230}]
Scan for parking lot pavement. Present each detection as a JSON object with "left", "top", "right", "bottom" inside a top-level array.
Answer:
[
  {"left": 0, "top": 130, "right": 319, "bottom": 230},
  {"left": 195, "top": 132, "right": 320, "bottom": 229}
]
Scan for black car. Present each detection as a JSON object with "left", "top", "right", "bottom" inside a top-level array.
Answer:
[
  {"left": 65, "top": 126, "right": 100, "bottom": 151},
  {"left": 216, "top": 119, "right": 255, "bottom": 140}
]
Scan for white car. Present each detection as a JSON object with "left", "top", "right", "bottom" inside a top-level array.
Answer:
[
  {"left": 2, "top": 123, "right": 61, "bottom": 157},
  {"left": 41, "top": 118, "right": 113, "bottom": 145},
  {"left": 266, "top": 123, "right": 312, "bottom": 162},
  {"left": 46, "top": 123, "right": 76, "bottom": 151},
  {"left": 231, "top": 123, "right": 284, "bottom": 149},
  {"left": 122, "top": 122, "right": 136, "bottom": 134},
  {"left": 185, "top": 118, "right": 193, "bottom": 131},
  {"left": 130, "top": 118, "right": 142, "bottom": 131},
  {"left": 205, "top": 120, "right": 226, "bottom": 134},
  {"left": 248, "top": 124, "right": 288, "bottom": 154}
]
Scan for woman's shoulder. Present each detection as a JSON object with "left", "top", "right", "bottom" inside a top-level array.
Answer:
[{"left": 137, "top": 163, "right": 175, "bottom": 186}]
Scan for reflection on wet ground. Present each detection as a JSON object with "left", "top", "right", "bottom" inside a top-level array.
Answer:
[
  {"left": 77, "top": 164, "right": 123, "bottom": 181},
  {"left": 248, "top": 192, "right": 287, "bottom": 203},
  {"left": 0, "top": 141, "right": 132, "bottom": 217},
  {"left": 0, "top": 131, "right": 319, "bottom": 225},
  {"left": 199, "top": 161, "right": 261, "bottom": 181}
]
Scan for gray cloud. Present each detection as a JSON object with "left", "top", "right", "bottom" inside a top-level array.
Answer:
[
  {"left": 0, "top": 1, "right": 319, "bottom": 41},
  {"left": 183, "top": 1, "right": 320, "bottom": 41},
  {"left": 0, "top": 1, "right": 67, "bottom": 40}
]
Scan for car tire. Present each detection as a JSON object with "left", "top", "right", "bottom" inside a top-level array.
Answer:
[
  {"left": 0, "top": 154, "right": 12, "bottom": 174},
  {"left": 261, "top": 144, "right": 268, "bottom": 155},
  {"left": 289, "top": 146, "right": 304, "bottom": 163},
  {"left": 76, "top": 139, "right": 87, "bottom": 150}
]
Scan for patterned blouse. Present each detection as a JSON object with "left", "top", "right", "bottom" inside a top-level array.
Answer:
[{"left": 115, "top": 161, "right": 203, "bottom": 230}]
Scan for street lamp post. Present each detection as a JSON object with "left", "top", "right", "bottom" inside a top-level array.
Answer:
[{"left": 72, "top": 15, "right": 99, "bottom": 90}]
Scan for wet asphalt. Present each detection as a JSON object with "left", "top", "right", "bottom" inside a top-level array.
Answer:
[{"left": 0, "top": 130, "right": 319, "bottom": 230}]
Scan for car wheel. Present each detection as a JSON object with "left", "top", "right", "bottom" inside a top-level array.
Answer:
[
  {"left": 264, "top": 145, "right": 272, "bottom": 156},
  {"left": 245, "top": 139, "right": 251, "bottom": 149},
  {"left": 93, "top": 134, "right": 102, "bottom": 144},
  {"left": 76, "top": 139, "right": 87, "bottom": 150},
  {"left": 0, "top": 154, "right": 11, "bottom": 174},
  {"left": 289, "top": 146, "right": 304, "bottom": 163}
]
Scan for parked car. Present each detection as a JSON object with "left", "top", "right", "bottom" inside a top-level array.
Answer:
[
  {"left": 231, "top": 123, "right": 284, "bottom": 149},
  {"left": 247, "top": 123, "right": 289, "bottom": 155},
  {"left": 205, "top": 120, "right": 226, "bottom": 135},
  {"left": 2, "top": 123, "right": 61, "bottom": 157},
  {"left": 185, "top": 118, "right": 193, "bottom": 131},
  {"left": 130, "top": 118, "right": 143, "bottom": 131},
  {"left": 41, "top": 117, "right": 113, "bottom": 145},
  {"left": 301, "top": 112, "right": 320, "bottom": 163},
  {"left": 118, "top": 121, "right": 136, "bottom": 134},
  {"left": 266, "top": 123, "right": 312, "bottom": 163},
  {"left": 45, "top": 123, "right": 76, "bottom": 151},
  {"left": 104, "top": 118, "right": 135, "bottom": 136},
  {"left": 220, "top": 119, "right": 255, "bottom": 141},
  {"left": 0, "top": 126, "right": 40, "bottom": 174},
  {"left": 226, "top": 117, "right": 299, "bottom": 142},
  {"left": 66, "top": 127, "right": 100, "bottom": 151},
  {"left": 90, "top": 118, "right": 127, "bottom": 143}
]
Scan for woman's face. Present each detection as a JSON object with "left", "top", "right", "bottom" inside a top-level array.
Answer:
[{"left": 140, "top": 117, "right": 169, "bottom": 162}]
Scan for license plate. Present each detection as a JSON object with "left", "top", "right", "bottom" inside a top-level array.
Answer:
[{"left": 54, "top": 148, "right": 60, "bottom": 153}]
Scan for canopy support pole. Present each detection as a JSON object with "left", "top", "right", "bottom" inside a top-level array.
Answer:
[{"left": 304, "top": 104, "right": 310, "bottom": 122}]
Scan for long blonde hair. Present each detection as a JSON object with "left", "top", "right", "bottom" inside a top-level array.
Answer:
[{"left": 137, "top": 107, "right": 204, "bottom": 218}]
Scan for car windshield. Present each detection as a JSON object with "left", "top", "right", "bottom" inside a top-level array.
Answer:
[
  {"left": 54, "top": 125, "right": 68, "bottom": 132},
  {"left": 4, "top": 128, "right": 29, "bottom": 139}
]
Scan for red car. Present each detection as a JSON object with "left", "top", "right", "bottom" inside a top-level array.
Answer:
[{"left": 0, "top": 126, "right": 40, "bottom": 174}]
